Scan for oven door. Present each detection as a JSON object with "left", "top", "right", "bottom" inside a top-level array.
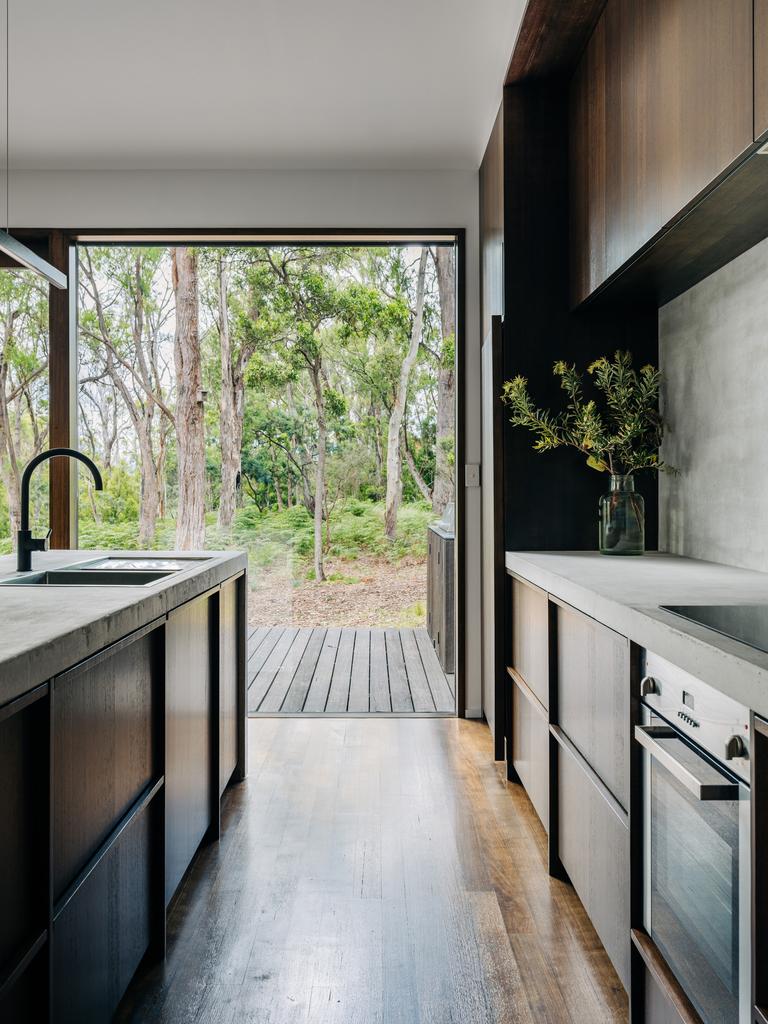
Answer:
[{"left": 637, "top": 713, "right": 750, "bottom": 1024}]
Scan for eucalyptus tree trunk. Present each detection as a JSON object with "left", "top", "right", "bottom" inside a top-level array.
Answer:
[
  {"left": 432, "top": 246, "right": 456, "bottom": 516},
  {"left": 384, "top": 247, "right": 428, "bottom": 542},
  {"left": 136, "top": 418, "right": 162, "bottom": 547},
  {"left": 309, "top": 359, "right": 327, "bottom": 582},
  {"left": 172, "top": 247, "right": 206, "bottom": 549},
  {"left": 0, "top": 315, "right": 21, "bottom": 536},
  {"left": 217, "top": 256, "right": 240, "bottom": 530}
]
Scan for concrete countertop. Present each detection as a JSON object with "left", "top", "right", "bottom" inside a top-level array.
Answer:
[
  {"left": 505, "top": 550, "right": 768, "bottom": 717},
  {"left": 0, "top": 548, "right": 247, "bottom": 708}
]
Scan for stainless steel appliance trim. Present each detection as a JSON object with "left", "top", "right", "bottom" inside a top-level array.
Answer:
[{"left": 635, "top": 724, "right": 740, "bottom": 800}]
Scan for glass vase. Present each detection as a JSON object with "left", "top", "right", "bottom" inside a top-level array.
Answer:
[{"left": 599, "top": 474, "right": 645, "bottom": 555}]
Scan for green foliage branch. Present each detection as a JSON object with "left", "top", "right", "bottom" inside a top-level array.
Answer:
[{"left": 501, "top": 350, "right": 670, "bottom": 476}]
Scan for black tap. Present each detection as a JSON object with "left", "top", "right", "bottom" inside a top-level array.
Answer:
[{"left": 17, "top": 448, "right": 103, "bottom": 571}]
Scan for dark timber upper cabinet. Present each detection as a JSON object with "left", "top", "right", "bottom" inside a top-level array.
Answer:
[{"left": 570, "top": 0, "right": 754, "bottom": 304}]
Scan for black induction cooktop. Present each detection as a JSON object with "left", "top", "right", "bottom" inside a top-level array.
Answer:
[{"left": 662, "top": 604, "right": 768, "bottom": 654}]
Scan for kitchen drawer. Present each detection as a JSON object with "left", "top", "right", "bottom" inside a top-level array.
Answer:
[
  {"left": 556, "top": 730, "right": 630, "bottom": 990},
  {"left": 511, "top": 577, "right": 549, "bottom": 709},
  {"left": 512, "top": 678, "right": 548, "bottom": 831},
  {"left": 53, "top": 800, "right": 152, "bottom": 1024},
  {"left": 556, "top": 601, "right": 629, "bottom": 808},
  {"left": 53, "top": 626, "right": 159, "bottom": 900}
]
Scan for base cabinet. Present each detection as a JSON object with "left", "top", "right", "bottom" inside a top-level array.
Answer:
[
  {"left": 0, "top": 569, "right": 245, "bottom": 1022},
  {"left": 557, "top": 738, "right": 630, "bottom": 989}
]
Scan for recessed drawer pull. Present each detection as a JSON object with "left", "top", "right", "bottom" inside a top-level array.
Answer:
[{"left": 634, "top": 725, "right": 739, "bottom": 801}]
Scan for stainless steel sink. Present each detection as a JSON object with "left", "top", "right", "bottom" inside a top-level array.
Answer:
[
  {"left": 0, "top": 568, "right": 175, "bottom": 586},
  {"left": 76, "top": 556, "right": 209, "bottom": 572}
]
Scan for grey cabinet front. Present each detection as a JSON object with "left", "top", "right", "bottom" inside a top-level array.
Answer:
[
  {"left": 511, "top": 577, "right": 549, "bottom": 709},
  {"left": 512, "top": 680, "right": 549, "bottom": 831},
  {"left": 556, "top": 601, "right": 630, "bottom": 808},
  {"left": 557, "top": 738, "right": 630, "bottom": 990},
  {"left": 219, "top": 578, "right": 239, "bottom": 796},
  {"left": 165, "top": 594, "right": 213, "bottom": 904}
]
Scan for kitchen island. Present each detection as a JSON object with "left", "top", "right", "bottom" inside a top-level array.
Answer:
[{"left": 0, "top": 549, "right": 247, "bottom": 1023}]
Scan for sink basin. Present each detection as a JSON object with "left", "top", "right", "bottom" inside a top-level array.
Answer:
[
  {"left": 76, "top": 556, "right": 209, "bottom": 572},
  {"left": 0, "top": 569, "right": 174, "bottom": 587}
]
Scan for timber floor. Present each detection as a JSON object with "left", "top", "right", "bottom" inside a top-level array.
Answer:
[
  {"left": 248, "top": 626, "right": 455, "bottom": 715},
  {"left": 116, "top": 717, "right": 628, "bottom": 1024}
]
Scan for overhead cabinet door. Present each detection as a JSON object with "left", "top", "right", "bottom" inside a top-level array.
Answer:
[{"left": 570, "top": 0, "right": 754, "bottom": 303}]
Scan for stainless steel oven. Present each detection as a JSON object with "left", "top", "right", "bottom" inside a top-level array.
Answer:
[{"left": 637, "top": 652, "right": 751, "bottom": 1024}]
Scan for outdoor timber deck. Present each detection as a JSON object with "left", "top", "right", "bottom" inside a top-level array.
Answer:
[{"left": 248, "top": 626, "right": 455, "bottom": 714}]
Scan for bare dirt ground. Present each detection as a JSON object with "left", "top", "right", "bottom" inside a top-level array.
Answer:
[{"left": 248, "top": 555, "right": 427, "bottom": 628}]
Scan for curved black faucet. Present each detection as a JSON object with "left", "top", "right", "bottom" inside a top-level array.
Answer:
[{"left": 17, "top": 448, "right": 103, "bottom": 571}]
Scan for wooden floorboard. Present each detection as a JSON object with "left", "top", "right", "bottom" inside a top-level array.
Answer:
[
  {"left": 414, "top": 627, "right": 455, "bottom": 711},
  {"left": 247, "top": 626, "right": 454, "bottom": 716},
  {"left": 259, "top": 627, "right": 313, "bottom": 712},
  {"left": 325, "top": 629, "right": 355, "bottom": 713},
  {"left": 385, "top": 629, "right": 413, "bottom": 713},
  {"left": 347, "top": 629, "right": 371, "bottom": 713},
  {"left": 400, "top": 628, "right": 436, "bottom": 712},
  {"left": 303, "top": 627, "right": 341, "bottom": 712},
  {"left": 116, "top": 718, "right": 628, "bottom": 1024}
]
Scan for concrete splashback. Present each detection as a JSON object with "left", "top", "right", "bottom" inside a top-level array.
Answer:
[{"left": 659, "top": 234, "right": 768, "bottom": 571}]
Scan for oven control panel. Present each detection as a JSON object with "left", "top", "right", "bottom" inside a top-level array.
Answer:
[{"left": 641, "top": 650, "right": 751, "bottom": 783}]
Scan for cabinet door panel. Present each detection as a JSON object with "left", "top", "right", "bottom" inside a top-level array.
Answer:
[
  {"left": 511, "top": 578, "right": 549, "bottom": 709},
  {"left": 53, "top": 630, "right": 157, "bottom": 899},
  {"left": 556, "top": 602, "right": 629, "bottom": 808},
  {"left": 166, "top": 595, "right": 212, "bottom": 904},
  {"left": 53, "top": 802, "right": 151, "bottom": 1024},
  {"left": 571, "top": 0, "right": 753, "bottom": 303},
  {"left": 558, "top": 741, "right": 630, "bottom": 989},
  {"left": 0, "top": 697, "right": 48, "bottom": 970},
  {"left": 512, "top": 680, "right": 548, "bottom": 831},
  {"left": 219, "top": 579, "right": 238, "bottom": 795}
]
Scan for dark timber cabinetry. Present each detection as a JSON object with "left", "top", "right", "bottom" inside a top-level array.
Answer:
[{"left": 0, "top": 570, "right": 246, "bottom": 1023}]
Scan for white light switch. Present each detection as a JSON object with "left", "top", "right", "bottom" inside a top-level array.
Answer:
[{"left": 465, "top": 464, "right": 480, "bottom": 487}]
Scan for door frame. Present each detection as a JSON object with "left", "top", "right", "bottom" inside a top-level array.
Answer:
[{"left": 45, "top": 226, "right": 467, "bottom": 717}]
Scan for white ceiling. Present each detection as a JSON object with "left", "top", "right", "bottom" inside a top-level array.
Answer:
[{"left": 8, "top": 0, "right": 525, "bottom": 172}]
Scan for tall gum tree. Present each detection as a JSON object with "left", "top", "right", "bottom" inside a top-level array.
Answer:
[
  {"left": 79, "top": 248, "right": 174, "bottom": 546},
  {"left": 252, "top": 247, "right": 351, "bottom": 582},
  {"left": 172, "top": 247, "right": 206, "bottom": 549},
  {"left": 430, "top": 245, "right": 455, "bottom": 515},
  {"left": 384, "top": 247, "right": 428, "bottom": 542},
  {"left": 0, "top": 274, "right": 49, "bottom": 536},
  {"left": 213, "top": 253, "right": 258, "bottom": 530}
]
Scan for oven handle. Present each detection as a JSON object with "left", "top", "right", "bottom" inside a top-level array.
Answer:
[{"left": 634, "top": 725, "right": 740, "bottom": 801}]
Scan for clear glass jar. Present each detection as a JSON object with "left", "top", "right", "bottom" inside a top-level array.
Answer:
[{"left": 599, "top": 474, "right": 645, "bottom": 555}]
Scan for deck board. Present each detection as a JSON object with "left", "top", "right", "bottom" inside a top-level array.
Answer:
[
  {"left": 303, "top": 627, "right": 341, "bottom": 712},
  {"left": 325, "top": 629, "right": 355, "bottom": 712},
  {"left": 414, "top": 627, "right": 455, "bottom": 711},
  {"left": 348, "top": 630, "right": 371, "bottom": 713},
  {"left": 247, "top": 627, "right": 454, "bottom": 715}
]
